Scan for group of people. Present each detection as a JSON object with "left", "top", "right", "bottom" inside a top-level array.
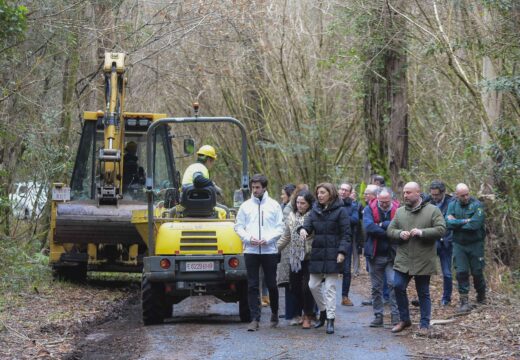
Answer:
[
  {"left": 357, "top": 178, "right": 487, "bottom": 334},
  {"left": 234, "top": 174, "right": 487, "bottom": 336},
  {"left": 234, "top": 175, "right": 350, "bottom": 334},
  {"left": 183, "top": 146, "right": 487, "bottom": 335}
]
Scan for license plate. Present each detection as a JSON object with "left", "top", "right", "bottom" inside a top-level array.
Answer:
[
  {"left": 185, "top": 262, "right": 214, "bottom": 272},
  {"left": 52, "top": 187, "right": 70, "bottom": 201}
]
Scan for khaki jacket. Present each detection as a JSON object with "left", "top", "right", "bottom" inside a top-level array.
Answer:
[{"left": 387, "top": 201, "right": 446, "bottom": 275}]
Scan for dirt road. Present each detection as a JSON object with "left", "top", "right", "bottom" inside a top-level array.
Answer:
[{"left": 71, "top": 279, "right": 409, "bottom": 360}]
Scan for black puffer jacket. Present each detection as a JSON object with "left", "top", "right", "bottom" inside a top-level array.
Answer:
[{"left": 301, "top": 198, "right": 351, "bottom": 274}]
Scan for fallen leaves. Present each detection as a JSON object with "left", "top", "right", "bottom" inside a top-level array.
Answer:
[
  {"left": 353, "top": 258, "right": 520, "bottom": 360},
  {"left": 0, "top": 276, "right": 138, "bottom": 359}
]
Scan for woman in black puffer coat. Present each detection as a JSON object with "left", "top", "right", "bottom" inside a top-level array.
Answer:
[{"left": 299, "top": 182, "right": 351, "bottom": 334}]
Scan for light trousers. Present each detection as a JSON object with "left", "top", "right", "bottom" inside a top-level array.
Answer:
[{"left": 309, "top": 273, "right": 337, "bottom": 319}]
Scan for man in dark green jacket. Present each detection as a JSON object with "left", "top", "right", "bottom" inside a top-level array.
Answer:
[
  {"left": 446, "top": 183, "right": 486, "bottom": 313},
  {"left": 387, "top": 182, "right": 446, "bottom": 334}
]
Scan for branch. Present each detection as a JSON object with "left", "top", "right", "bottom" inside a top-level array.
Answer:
[
  {"left": 387, "top": 1, "right": 439, "bottom": 41},
  {"left": 432, "top": 1, "right": 472, "bottom": 92}
]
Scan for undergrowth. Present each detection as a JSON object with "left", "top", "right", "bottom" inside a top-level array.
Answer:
[{"left": 0, "top": 235, "right": 51, "bottom": 297}]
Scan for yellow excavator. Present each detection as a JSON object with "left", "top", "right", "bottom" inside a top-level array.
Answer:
[{"left": 48, "top": 53, "right": 184, "bottom": 280}]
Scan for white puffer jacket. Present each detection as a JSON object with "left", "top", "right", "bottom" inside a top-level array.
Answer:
[{"left": 234, "top": 191, "right": 284, "bottom": 254}]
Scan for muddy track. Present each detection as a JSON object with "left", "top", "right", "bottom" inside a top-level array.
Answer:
[
  {"left": 65, "top": 279, "right": 409, "bottom": 360},
  {"left": 59, "top": 269, "right": 520, "bottom": 359},
  {"left": 64, "top": 289, "right": 144, "bottom": 360}
]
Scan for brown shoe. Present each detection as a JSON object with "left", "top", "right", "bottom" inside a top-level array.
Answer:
[
  {"left": 341, "top": 296, "right": 354, "bottom": 306},
  {"left": 302, "top": 315, "right": 311, "bottom": 329},
  {"left": 261, "top": 296, "right": 270, "bottom": 307},
  {"left": 391, "top": 320, "right": 412, "bottom": 333}
]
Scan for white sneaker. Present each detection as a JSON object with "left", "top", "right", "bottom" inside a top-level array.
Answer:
[{"left": 289, "top": 316, "right": 302, "bottom": 326}]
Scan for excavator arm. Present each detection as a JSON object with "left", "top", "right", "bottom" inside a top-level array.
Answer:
[
  {"left": 49, "top": 51, "right": 179, "bottom": 279},
  {"left": 98, "top": 53, "right": 126, "bottom": 204}
]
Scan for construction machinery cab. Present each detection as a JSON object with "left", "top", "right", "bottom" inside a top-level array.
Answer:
[{"left": 69, "top": 112, "right": 176, "bottom": 203}]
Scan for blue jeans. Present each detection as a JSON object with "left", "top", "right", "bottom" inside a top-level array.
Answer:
[
  {"left": 341, "top": 244, "right": 353, "bottom": 297},
  {"left": 437, "top": 243, "right": 453, "bottom": 303},
  {"left": 394, "top": 270, "right": 431, "bottom": 328},
  {"left": 285, "top": 286, "right": 299, "bottom": 319},
  {"left": 383, "top": 276, "right": 390, "bottom": 301}
]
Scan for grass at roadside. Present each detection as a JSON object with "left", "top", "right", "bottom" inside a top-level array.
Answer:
[
  {"left": 0, "top": 235, "right": 140, "bottom": 359},
  {"left": 0, "top": 236, "right": 51, "bottom": 302}
]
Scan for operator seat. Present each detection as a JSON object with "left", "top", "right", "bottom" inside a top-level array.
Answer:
[
  {"left": 180, "top": 185, "right": 217, "bottom": 217},
  {"left": 123, "top": 161, "right": 138, "bottom": 192}
]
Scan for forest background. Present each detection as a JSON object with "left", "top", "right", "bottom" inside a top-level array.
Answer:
[{"left": 0, "top": 0, "right": 518, "bottom": 291}]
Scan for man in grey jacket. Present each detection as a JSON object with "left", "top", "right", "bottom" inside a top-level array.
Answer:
[{"left": 234, "top": 174, "right": 285, "bottom": 331}]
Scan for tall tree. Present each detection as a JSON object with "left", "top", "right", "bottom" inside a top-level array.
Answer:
[
  {"left": 361, "top": 0, "right": 408, "bottom": 189},
  {"left": 0, "top": 1, "right": 28, "bottom": 235}
]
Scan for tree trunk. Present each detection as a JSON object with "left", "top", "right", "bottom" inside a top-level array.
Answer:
[
  {"left": 363, "top": 73, "right": 388, "bottom": 181},
  {"left": 480, "top": 6, "right": 503, "bottom": 192},
  {"left": 362, "top": 1, "right": 408, "bottom": 190},
  {"left": 386, "top": 2, "right": 408, "bottom": 191},
  {"left": 60, "top": 36, "right": 80, "bottom": 146}
]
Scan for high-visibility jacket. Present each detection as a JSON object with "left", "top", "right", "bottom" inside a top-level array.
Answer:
[{"left": 181, "top": 162, "right": 210, "bottom": 187}]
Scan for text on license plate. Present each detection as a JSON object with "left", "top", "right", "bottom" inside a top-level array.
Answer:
[{"left": 185, "top": 262, "right": 215, "bottom": 271}]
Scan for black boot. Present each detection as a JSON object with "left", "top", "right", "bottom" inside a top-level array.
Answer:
[
  {"left": 370, "top": 313, "right": 383, "bottom": 328},
  {"left": 314, "top": 311, "right": 326, "bottom": 328},
  {"left": 474, "top": 274, "right": 487, "bottom": 304},
  {"left": 326, "top": 318, "right": 335, "bottom": 334},
  {"left": 476, "top": 290, "right": 487, "bottom": 304}
]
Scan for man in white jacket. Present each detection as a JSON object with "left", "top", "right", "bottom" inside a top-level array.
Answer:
[{"left": 234, "top": 174, "right": 284, "bottom": 331}]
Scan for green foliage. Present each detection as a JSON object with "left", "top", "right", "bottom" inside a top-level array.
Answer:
[
  {"left": 0, "top": 194, "right": 9, "bottom": 215},
  {"left": 480, "top": 0, "right": 514, "bottom": 11},
  {"left": 489, "top": 122, "right": 520, "bottom": 200},
  {"left": 498, "top": 269, "right": 520, "bottom": 294},
  {"left": 18, "top": 110, "right": 76, "bottom": 184},
  {"left": 0, "top": 236, "right": 51, "bottom": 295},
  {"left": 480, "top": 76, "right": 520, "bottom": 96},
  {"left": 0, "top": 0, "right": 27, "bottom": 47}
]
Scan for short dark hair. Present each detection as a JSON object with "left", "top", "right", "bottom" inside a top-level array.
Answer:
[
  {"left": 282, "top": 184, "right": 296, "bottom": 198},
  {"left": 372, "top": 175, "right": 386, "bottom": 186},
  {"left": 315, "top": 182, "right": 338, "bottom": 205},
  {"left": 430, "top": 180, "right": 446, "bottom": 193},
  {"left": 291, "top": 190, "right": 314, "bottom": 214},
  {"left": 250, "top": 174, "right": 268, "bottom": 188}
]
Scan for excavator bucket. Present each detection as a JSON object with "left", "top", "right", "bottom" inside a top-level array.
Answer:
[{"left": 54, "top": 200, "right": 147, "bottom": 247}]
